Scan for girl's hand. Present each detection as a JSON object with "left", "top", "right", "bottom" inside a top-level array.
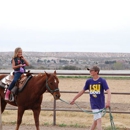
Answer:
[
  {"left": 19, "top": 64, "right": 24, "bottom": 67},
  {"left": 20, "top": 56, "right": 24, "bottom": 60}
]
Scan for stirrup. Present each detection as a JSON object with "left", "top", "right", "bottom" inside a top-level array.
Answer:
[{"left": 9, "top": 93, "right": 15, "bottom": 102}]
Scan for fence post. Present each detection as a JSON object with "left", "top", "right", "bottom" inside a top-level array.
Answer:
[
  {"left": 0, "top": 96, "right": 2, "bottom": 130},
  {"left": 53, "top": 99, "right": 56, "bottom": 125}
]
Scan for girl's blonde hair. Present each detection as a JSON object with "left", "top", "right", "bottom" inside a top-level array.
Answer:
[{"left": 13, "top": 47, "right": 22, "bottom": 58}]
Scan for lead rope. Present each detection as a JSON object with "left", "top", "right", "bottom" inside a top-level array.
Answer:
[
  {"left": 108, "top": 107, "right": 116, "bottom": 130},
  {"left": 59, "top": 98, "right": 116, "bottom": 130},
  {"left": 59, "top": 98, "right": 106, "bottom": 114}
]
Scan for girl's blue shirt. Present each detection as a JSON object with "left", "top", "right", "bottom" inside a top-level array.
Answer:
[{"left": 12, "top": 57, "right": 25, "bottom": 72}]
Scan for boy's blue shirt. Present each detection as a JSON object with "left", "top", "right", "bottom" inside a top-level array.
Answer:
[{"left": 83, "top": 77, "right": 109, "bottom": 109}]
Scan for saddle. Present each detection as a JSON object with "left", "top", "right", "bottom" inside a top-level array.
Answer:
[{"left": 0, "top": 71, "right": 32, "bottom": 102}]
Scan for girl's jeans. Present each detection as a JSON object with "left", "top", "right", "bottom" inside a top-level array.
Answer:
[{"left": 8, "top": 72, "right": 22, "bottom": 91}]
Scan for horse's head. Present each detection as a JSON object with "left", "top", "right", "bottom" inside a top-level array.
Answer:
[{"left": 45, "top": 70, "right": 60, "bottom": 100}]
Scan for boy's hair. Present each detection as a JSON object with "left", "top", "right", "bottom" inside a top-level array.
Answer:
[
  {"left": 87, "top": 66, "right": 100, "bottom": 74},
  {"left": 13, "top": 47, "right": 22, "bottom": 58}
]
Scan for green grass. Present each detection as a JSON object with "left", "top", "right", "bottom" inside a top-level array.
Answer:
[
  {"left": 58, "top": 123, "right": 86, "bottom": 128},
  {"left": 58, "top": 123, "right": 67, "bottom": 127},
  {"left": 58, "top": 75, "right": 91, "bottom": 78},
  {"left": 58, "top": 75, "right": 130, "bottom": 80},
  {"left": 58, "top": 123, "right": 127, "bottom": 129},
  {"left": 104, "top": 126, "right": 127, "bottom": 130},
  {"left": 44, "top": 122, "right": 50, "bottom": 126},
  {"left": 69, "top": 123, "right": 85, "bottom": 128}
]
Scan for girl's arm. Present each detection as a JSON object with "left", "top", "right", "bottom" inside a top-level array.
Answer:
[
  {"left": 12, "top": 59, "right": 23, "bottom": 69},
  {"left": 21, "top": 56, "right": 29, "bottom": 66}
]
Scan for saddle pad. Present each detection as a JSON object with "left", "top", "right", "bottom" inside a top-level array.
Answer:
[{"left": 1, "top": 73, "right": 14, "bottom": 85}]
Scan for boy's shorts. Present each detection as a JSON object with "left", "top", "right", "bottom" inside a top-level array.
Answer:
[{"left": 92, "top": 109, "right": 103, "bottom": 120}]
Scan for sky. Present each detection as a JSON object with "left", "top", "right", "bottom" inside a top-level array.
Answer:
[{"left": 0, "top": 0, "right": 130, "bottom": 53}]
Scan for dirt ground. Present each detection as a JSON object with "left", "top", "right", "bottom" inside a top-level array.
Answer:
[
  {"left": 3, "top": 125, "right": 90, "bottom": 130},
  {"left": 2, "top": 78, "right": 130, "bottom": 130}
]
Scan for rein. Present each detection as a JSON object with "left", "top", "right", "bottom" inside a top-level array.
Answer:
[
  {"left": 59, "top": 98, "right": 116, "bottom": 129},
  {"left": 46, "top": 78, "right": 59, "bottom": 94}
]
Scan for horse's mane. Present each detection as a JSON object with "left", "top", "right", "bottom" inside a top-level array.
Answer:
[
  {"left": 37, "top": 73, "right": 46, "bottom": 77},
  {"left": 32, "top": 72, "right": 59, "bottom": 83},
  {"left": 32, "top": 73, "right": 46, "bottom": 79}
]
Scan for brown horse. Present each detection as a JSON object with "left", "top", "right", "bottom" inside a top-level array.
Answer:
[{"left": 0, "top": 71, "right": 60, "bottom": 130}]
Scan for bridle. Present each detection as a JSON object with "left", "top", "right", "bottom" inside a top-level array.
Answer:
[{"left": 46, "top": 78, "right": 59, "bottom": 94}]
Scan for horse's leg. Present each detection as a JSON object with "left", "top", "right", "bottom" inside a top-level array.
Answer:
[
  {"left": 32, "top": 106, "right": 41, "bottom": 130},
  {"left": 15, "top": 107, "right": 25, "bottom": 130},
  {"left": 1, "top": 98, "right": 7, "bottom": 113}
]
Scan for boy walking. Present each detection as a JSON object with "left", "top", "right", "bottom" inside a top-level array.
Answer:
[{"left": 70, "top": 66, "right": 111, "bottom": 130}]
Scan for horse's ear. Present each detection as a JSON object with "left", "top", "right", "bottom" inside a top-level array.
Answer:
[
  {"left": 44, "top": 71, "right": 50, "bottom": 77},
  {"left": 54, "top": 70, "right": 56, "bottom": 75}
]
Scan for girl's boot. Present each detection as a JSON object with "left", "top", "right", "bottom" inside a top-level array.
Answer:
[{"left": 5, "top": 89, "right": 11, "bottom": 101}]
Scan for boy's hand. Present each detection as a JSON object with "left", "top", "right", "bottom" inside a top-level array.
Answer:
[
  {"left": 70, "top": 100, "right": 75, "bottom": 105},
  {"left": 105, "top": 101, "right": 110, "bottom": 108}
]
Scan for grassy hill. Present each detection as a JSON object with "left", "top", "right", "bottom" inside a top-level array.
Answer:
[{"left": 0, "top": 52, "right": 130, "bottom": 70}]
